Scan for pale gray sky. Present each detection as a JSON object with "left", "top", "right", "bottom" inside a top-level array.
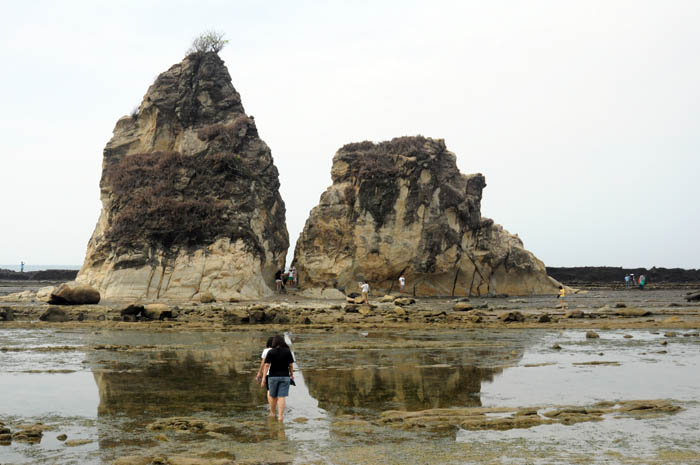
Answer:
[{"left": 1, "top": 1, "right": 698, "bottom": 269}]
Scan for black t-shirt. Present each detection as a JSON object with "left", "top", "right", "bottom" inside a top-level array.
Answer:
[{"left": 265, "top": 347, "right": 294, "bottom": 377}]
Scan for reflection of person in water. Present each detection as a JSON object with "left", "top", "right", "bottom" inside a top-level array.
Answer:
[
  {"left": 256, "top": 337, "right": 274, "bottom": 417},
  {"left": 261, "top": 334, "right": 295, "bottom": 423}
]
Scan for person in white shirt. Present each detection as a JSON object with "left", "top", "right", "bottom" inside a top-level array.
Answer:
[
  {"left": 361, "top": 281, "right": 370, "bottom": 304},
  {"left": 399, "top": 275, "right": 405, "bottom": 293},
  {"left": 256, "top": 337, "right": 275, "bottom": 417}
]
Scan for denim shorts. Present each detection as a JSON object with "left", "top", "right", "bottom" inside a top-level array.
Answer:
[{"left": 267, "top": 376, "right": 290, "bottom": 397}]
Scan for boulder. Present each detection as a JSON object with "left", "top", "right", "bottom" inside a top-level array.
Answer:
[
  {"left": 379, "top": 295, "right": 395, "bottom": 303},
  {"left": 616, "top": 307, "right": 651, "bottom": 318},
  {"left": 393, "top": 306, "right": 407, "bottom": 317},
  {"left": 248, "top": 309, "right": 266, "bottom": 323},
  {"left": 0, "top": 307, "right": 14, "bottom": 321},
  {"left": 393, "top": 297, "right": 415, "bottom": 306},
  {"left": 293, "top": 137, "right": 562, "bottom": 297},
  {"left": 358, "top": 305, "right": 372, "bottom": 315},
  {"left": 142, "top": 304, "right": 172, "bottom": 320},
  {"left": 499, "top": 311, "right": 525, "bottom": 322},
  {"left": 586, "top": 331, "right": 600, "bottom": 339},
  {"left": 223, "top": 311, "right": 249, "bottom": 325},
  {"left": 454, "top": 302, "right": 474, "bottom": 311},
  {"left": 537, "top": 313, "right": 551, "bottom": 323},
  {"left": 564, "top": 310, "right": 585, "bottom": 319},
  {"left": 49, "top": 283, "right": 100, "bottom": 305},
  {"left": 36, "top": 286, "right": 55, "bottom": 302},
  {"left": 685, "top": 290, "right": 700, "bottom": 302},
  {"left": 120, "top": 304, "right": 145, "bottom": 317},
  {"left": 75, "top": 51, "right": 288, "bottom": 302},
  {"left": 199, "top": 291, "right": 216, "bottom": 303},
  {"left": 39, "top": 307, "right": 70, "bottom": 322}
]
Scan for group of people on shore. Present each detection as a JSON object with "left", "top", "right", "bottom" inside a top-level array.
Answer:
[
  {"left": 274, "top": 267, "right": 297, "bottom": 293},
  {"left": 344, "top": 274, "right": 407, "bottom": 304},
  {"left": 624, "top": 274, "right": 647, "bottom": 289},
  {"left": 255, "top": 334, "right": 295, "bottom": 423}
]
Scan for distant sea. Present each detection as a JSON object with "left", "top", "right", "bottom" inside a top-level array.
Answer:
[{"left": 0, "top": 265, "right": 81, "bottom": 272}]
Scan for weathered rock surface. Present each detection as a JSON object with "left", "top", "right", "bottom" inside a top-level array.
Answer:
[
  {"left": 293, "top": 137, "right": 560, "bottom": 296},
  {"left": 77, "top": 51, "right": 288, "bottom": 302}
]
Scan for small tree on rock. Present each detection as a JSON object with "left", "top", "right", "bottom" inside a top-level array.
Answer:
[{"left": 188, "top": 30, "right": 228, "bottom": 54}]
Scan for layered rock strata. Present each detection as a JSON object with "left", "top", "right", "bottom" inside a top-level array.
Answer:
[
  {"left": 293, "top": 136, "right": 559, "bottom": 296},
  {"left": 78, "top": 52, "right": 288, "bottom": 301}
]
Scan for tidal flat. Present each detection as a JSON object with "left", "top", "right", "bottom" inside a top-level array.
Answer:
[{"left": 1, "top": 319, "right": 699, "bottom": 464}]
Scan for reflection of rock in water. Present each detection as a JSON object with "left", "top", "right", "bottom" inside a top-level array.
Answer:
[
  {"left": 92, "top": 346, "right": 267, "bottom": 416},
  {"left": 304, "top": 364, "right": 502, "bottom": 413}
]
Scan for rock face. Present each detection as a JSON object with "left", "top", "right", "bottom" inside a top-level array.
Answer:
[
  {"left": 293, "top": 136, "right": 559, "bottom": 296},
  {"left": 77, "top": 51, "right": 288, "bottom": 301}
]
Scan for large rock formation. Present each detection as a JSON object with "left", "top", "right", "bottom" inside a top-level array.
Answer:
[
  {"left": 293, "top": 136, "right": 560, "bottom": 296},
  {"left": 77, "top": 52, "right": 288, "bottom": 301}
]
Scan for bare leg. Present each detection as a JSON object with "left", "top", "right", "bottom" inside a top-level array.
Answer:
[
  {"left": 267, "top": 391, "right": 275, "bottom": 416},
  {"left": 277, "top": 396, "right": 286, "bottom": 423},
  {"left": 269, "top": 397, "right": 278, "bottom": 418}
]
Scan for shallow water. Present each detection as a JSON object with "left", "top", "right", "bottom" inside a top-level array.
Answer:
[{"left": 0, "top": 327, "right": 699, "bottom": 464}]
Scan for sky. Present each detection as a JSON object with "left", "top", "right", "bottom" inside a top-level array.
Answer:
[{"left": 1, "top": 0, "right": 699, "bottom": 270}]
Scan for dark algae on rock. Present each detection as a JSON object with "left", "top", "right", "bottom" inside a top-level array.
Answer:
[
  {"left": 77, "top": 51, "right": 288, "bottom": 301},
  {"left": 294, "top": 136, "right": 561, "bottom": 297}
]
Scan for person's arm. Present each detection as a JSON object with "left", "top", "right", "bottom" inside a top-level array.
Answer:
[
  {"left": 261, "top": 363, "right": 270, "bottom": 387},
  {"left": 256, "top": 357, "right": 265, "bottom": 381},
  {"left": 289, "top": 363, "right": 294, "bottom": 379}
]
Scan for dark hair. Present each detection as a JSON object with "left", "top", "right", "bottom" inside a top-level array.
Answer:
[
  {"left": 266, "top": 337, "right": 273, "bottom": 348},
  {"left": 271, "top": 334, "right": 288, "bottom": 349}
]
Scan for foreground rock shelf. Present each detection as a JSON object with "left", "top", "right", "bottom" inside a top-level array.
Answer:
[{"left": 380, "top": 399, "right": 683, "bottom": 432}]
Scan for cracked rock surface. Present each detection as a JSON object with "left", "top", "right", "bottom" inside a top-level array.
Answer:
[
  {"left": 293, "top": 136, "right": 560, "bottom": 296},
  {"left": 77, "top": 51, "right": 288, "bottom": 302}
]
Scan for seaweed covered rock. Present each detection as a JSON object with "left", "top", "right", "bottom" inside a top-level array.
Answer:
[
  {"left": 293, "top": 136, "right": 559, "bottom": 296},
  {"left": 77, "top": 51, "right": 288, "bottom": 301}
]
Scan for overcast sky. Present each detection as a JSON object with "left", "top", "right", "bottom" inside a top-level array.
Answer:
[{"left": 1, "top": 1, "right": 698, "bottom": 270}]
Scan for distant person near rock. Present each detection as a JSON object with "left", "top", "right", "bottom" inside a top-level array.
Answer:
[
  {"left": 20, "top": 261, "right": 24, "bottom": 273},
  {"left": 624, "top": 274, "right": 631, "bottom": 288},
  {"left": 639, "top": 275, "right": 647, "bottom": 290},
  {"left": 275, "top": 270, "right": 284, "bottom": 293},
  {"left": 361, "top": 281, "right": 370, "bottom": 304},
  {"left": 557, "top": 286, "right": 567, "bottom": 309},
  {"left": 399, "top": 274, "right": 406, "bottom": 293}
]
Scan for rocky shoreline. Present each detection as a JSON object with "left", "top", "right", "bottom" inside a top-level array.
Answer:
[{"left": 1, "top": 282, "right": 699, "bottom": 332}]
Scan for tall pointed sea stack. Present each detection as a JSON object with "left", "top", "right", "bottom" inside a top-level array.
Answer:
[
  {"left": 293, "top": 136, "right": 560, "bottom": 297},
  {"left": 77, "top": 51, "right": 288, "bottom": 301}
]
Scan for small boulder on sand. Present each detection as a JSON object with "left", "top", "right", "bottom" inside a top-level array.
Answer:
[
  {"left": 199, "top": 291, "right": 216, "bottom": 303},
  {"left": 49, "top": 283, "right": 100, "bottom": 305},
  {"left": 616, "top": 307, "right": 651, "bottom": 317},
  {"left": 499, "top": 311, "right": 525, "bottom": 322},
  {"left": 39, "top": 307, "right": 70, "bottom": 322},
  {"left": 454, "top": 302, "right": 474, "bottom": 311},
  {"left": 142, "top": 304, "right": 173, "bottom": 320}
]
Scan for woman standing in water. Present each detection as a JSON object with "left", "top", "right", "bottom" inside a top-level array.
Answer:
[{"left": 261, "top": 334, "right": 295, "bottom": 422}]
